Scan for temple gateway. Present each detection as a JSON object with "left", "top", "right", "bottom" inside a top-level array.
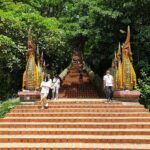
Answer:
[{"left": 18, "top": 26, "right": 140, "bottom": 102}]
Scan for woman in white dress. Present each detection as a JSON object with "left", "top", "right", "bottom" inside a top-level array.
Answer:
[{"left": 40, "top": 75, "right": 52, "bottom": 109}]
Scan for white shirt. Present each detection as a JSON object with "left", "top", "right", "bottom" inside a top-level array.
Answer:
[
  {"left": 103, "top": 74, "right": 113, "bottom": 86},
  {"left": 52, "top": 77, "right": 60, "bottom": 89},
  {"left": 41, "top": 80, "right": 51, "bottom": 94},
  {"left": 48, "top": 79, "right": 52, "bottom": 87}
]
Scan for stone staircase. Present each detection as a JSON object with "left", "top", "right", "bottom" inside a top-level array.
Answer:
[
  {"left": 0, "top": 99, "right": 150, "bottom": 149},
  {"left": 59, "top": 64, "right": 99, "bottom": 98}
]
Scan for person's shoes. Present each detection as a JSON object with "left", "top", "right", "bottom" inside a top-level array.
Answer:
[{"left": 45, "top": 103, "right": 49, "bottom": 107}]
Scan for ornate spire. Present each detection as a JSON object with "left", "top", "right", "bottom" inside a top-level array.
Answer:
[
  {"left": 122, "top": 26, "right": 136, "bottom": 89},
  {"left": 22, "top": 29, "right": 42, "bottom": 90},
  {"left": 125, "top": 26, "right": 130, "bottom": 44},
  {"left": 113, "top": 43, "right": 123, "bottom": 90},
  {"left": 40, "top": 51, "right": 44, "bottom": 65},
  {"left": 117, "top": 42, "right": 121, "bottom": 60},
  {"left": 112, "top": 27, "right": 136, "bottom": 90},
  {"left": 28, "top": 27, "right": 33, "bottom": 50},
  {"left": 122, "top": 26, "right": 133, "bottom": 62}
]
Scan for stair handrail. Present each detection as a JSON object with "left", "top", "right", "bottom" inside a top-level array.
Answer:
[
  {"left": 59, "top": 64, "right": 71, "bottom": 80},
  {"left": 83, "top": 62, "right": 103, "bottom": 97}
]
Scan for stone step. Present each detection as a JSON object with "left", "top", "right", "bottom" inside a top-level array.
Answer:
[
  {"left": 34, "top": 101, "right": 122, "bottom": 104},
  {"left": 59, "top": 92, "right": 98, "bottom": 94},
  {"left": 60, "top": 90, "right": 97, "bottom": 92},
  {"left": 6, "top": 112, "right": 150, "bottom": 117},
  {"left": 59, "top": 92, "right": 99, "bottom": 95},
  {"left": 0, "top": 143, "right": 150, "bottom": 149},
  {"left": 59, "top": 89, "right": 98, "bottom": 91},
  {"left": 2, "top": 117, "right": 150, "bottom": 122},
  {"left": 1, "top": 143, "right": 150, "bottom": 149},
  {"left": 10, "top": 108, "right": 147, "bottom": 113},
  {"left": 60, "top": 87, "right": 97, "bottom": 89},
  {"left": 0, "top": 89, "right": 148, "bottom": 150},
  {"left": 60, "top": 96, "right": 100, "bottom": 98},
  {"left": 59, "top": 89, "right": 98, "bottom": 92},
  {"left": 41, "top": 99, "right": 138, "bottom": 103},
  {"left": 61, "top": 84, "right": 95, "bottom": 87},
  {"left": 1, "top": 128, "right": 150, "bottom": 135},
  {"left": 0, "top": 135, "right": 150, "bottom": 144},
  {"left": 59, "top": 59, "right": 100, "bottom": 98},
  {"left": 0, "top": 122, "right": 150, "bottom": 128},
  {"left": 15, "top": 105, "right": 144, "bottom": 109}
]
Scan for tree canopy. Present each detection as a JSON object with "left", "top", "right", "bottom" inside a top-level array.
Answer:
[{"left": 0, "top": 0, "right": 150, "bottom": 100}]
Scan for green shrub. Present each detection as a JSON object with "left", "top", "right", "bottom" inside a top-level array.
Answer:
[
  {"left": 0, "top": 98, "right": 20, "bottom": 118},
  {"left": 137, "top": 70, "right": 150, "bottom": 110}
]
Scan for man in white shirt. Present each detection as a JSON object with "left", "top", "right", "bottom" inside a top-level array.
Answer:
[
  {"left": 51, "top": 75, "right": 61, "bottom": 100},
  {"left": 103, "top": 70, "right": 114, "bottom": 102}
]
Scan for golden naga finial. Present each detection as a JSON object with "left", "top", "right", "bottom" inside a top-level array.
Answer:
[
  {"left": 125, "top": 26, "right": 130, "bottom": 44},
  {"left": 112, "top": 27, "right": 137, "bottom": 90},
  {"left": 28, "top": 28, "right": 32, "bottom": 41},
  {"left": 122, "top": 26, "right": 136, "bottom": 89},
  {"left": 22, "top": 28, "right": 42, "bottom": 90},
  {"left": 113, "top": 42, "right": 123, "bottom": 90},
  {"left": 122, "top": 25, "right": 133, "bottom": 62},
  {"left": 117, "top": 42, "right": 121, "bottom": 60},
  {"left": 27, "top": 27, "right": 35, "bottom": 52}
]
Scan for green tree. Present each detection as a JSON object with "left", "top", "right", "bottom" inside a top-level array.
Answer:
[
  {"left": 61, "top": 0, "right": 150, "bottom": 76},
  {"left": 0, "top": 0, "right": 70, "bottom": 100},
  {"left": 0, "top": 0, "right": 149, "bottom": 100}
]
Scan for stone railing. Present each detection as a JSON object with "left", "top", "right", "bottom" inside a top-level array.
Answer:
[
  {"left": 59, "top": 64, "right": 71, "bottom": 80},
  {"left": 83, "top": 62, "right": 103, "bottom": 97}
]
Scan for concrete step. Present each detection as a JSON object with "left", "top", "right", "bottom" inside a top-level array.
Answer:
[
  {"left": 0, "top": 143, "right": 150, "bottom": 149},
  {"left": 0, "top": 135, "right": 150, "bottom": 144},
  {"left": 0, "top": 122, "right": 150, "bottom": 128},
  {"left": 59, "top": 62, "right": 99, "bottom": 98},
  {"left": 0, "top": 128, "right": 150, "bottom": 136},
  {"left": 2, "top": 117, "right": 150, "bottom": 122},
  {"left": 10, "top": 108, "right": 147, "bottom": 113},
  {"left": 6, "top": 112, "right": 150, "bottom": 117},
  {"left": 34, "top": 101, "right": 122, "bottom": 104},
  {"left": 1, "top": 128, "right": 150, "bottom": 135},
  {"left": 15, "top": 105, "right": 144, "bottom": 109}
]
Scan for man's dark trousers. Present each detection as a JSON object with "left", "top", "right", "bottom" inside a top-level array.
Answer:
[{"left": 105, "top": 86, "right": 113, "bottom": 100}]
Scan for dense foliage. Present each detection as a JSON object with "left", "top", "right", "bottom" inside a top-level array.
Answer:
[
  {"left": 0, "top": 0, "right": 71, "bottom": 100},
  {"left": 0, "top": 0, "right": 150, "bottom": 100},
  {"left": 0, "top": 98, "right": 20, "bottom": 118},
  {"left": 138, "top": 68, "right": 150, "bottom": 109},
  {"left": 61, "top": 0, "right": 150, "bottom": 76}
]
